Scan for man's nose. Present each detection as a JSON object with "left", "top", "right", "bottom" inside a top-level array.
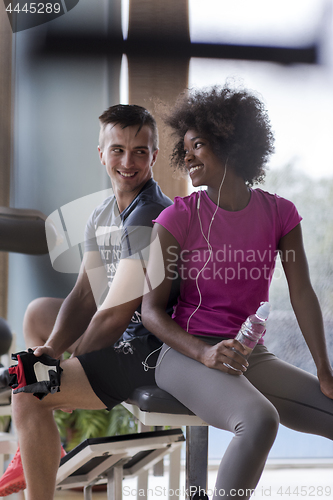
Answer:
[{"left": 121, "top": 152, "right": 134, "bottom": 168}]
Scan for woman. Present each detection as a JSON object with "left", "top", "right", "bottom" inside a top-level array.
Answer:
[{"left": 141, "top": 85, "right": 333, "bottom": 500}]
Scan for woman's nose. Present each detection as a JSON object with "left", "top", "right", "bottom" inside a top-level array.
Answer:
[{"left": 185, "top": 150, "right": 194, "bottom": 162}]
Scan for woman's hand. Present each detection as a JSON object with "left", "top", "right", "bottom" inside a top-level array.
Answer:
[
  {"left": 318, "top": 368, "right": 333, "bottom": 399},
  {"left": 200, "top": 339, "right": 249, "bottom": 375}
]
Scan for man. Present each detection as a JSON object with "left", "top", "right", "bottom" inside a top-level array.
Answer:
[{"left": 0, "top": 104, "right": 177, "bottom": 499}]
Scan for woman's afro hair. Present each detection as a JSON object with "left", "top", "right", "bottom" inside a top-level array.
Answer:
[{"left": 164, "top": 85, "right": 275, "bottom": 186}]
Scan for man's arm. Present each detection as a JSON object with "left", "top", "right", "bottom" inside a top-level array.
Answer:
[
  {"left": 71, "top": 213, "right": 163, "bottom": 356},
  {"left": 35, "top": 209, "right": 157, "bottom": 359},
  {"left": 34, "top": 251, "right": 104, "bottom": 359},
  {"left": 70, "top": 258, "right": 145, "bottom": 356}
]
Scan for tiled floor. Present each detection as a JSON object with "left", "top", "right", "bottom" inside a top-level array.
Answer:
[{"left": 3, "top": 465, "right": 333, "bottom": 499}]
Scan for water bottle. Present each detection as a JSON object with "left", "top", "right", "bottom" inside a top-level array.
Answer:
[{"left": 235, "top": 302, "right": 271, "bottom": 358}]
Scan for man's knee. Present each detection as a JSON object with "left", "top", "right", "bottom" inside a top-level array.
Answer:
[
  {"left": 23, "top": 297, "right": 62, "bottom": 342},
  {"left": 23, "top": 298, "right": 45, "bottom": 340},
  {"left": 12, "top": 392, "right": 54, "bottom": 430},
  {"left": 24, "top": 297, "right": 48, "bottom": 323}
]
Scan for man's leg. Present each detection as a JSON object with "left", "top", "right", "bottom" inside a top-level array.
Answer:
[
  {"left": 0, "top": 298, "right": 65, "bottom": 496},
  {"left": 0, "top": 298, "right": 63, "bottom": 389},
  {"left": 0, "top": 297, "right": 75, "bottom": 390},
  {"left": 12, "top": 356, "right": 106, "bottom": 500},
  {"left": 23, "top": 296, "right": 84, "bottom": 354},
  {"left": 23, "top": 297, "right": 63, "bottom": 349}
]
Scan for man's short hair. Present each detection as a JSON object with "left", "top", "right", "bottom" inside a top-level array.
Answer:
[{"left": 99, "top": 104, "right": 159, "bottom": 151}]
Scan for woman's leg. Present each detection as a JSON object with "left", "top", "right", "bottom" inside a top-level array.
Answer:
[
  {"left": 245, "top": 346, "right": 333, "bottom": 439},
  {"left": 156, "top": 345, "right": 279, "bottom": 500}
]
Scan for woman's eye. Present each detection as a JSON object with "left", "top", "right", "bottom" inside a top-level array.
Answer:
[{"left": 194, "top": 142, "right": 203, "bottom": 149}]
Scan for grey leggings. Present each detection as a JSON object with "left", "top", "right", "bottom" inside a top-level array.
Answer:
[{"left": 155, "top": 342, "right": 333, "bottom": 500}]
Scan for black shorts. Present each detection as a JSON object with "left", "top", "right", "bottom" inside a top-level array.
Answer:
[{"left": 77, "top": 334, "right": 162, "bottom": 410}]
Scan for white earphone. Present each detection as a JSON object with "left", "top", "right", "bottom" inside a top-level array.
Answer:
[{"left": 186, "top": 161, "right": 228, "bottom": 333}]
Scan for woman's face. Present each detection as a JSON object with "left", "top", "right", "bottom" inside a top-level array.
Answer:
[{"left": 183, "top": 129, "right": 225, "bottom": 188}]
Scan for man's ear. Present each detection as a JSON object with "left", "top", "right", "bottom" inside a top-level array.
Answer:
[
  {"left": 97, "top": 145, "right": 105, "bottom": 165},
  {"left": 151, "top": 149, "right": 159, "bottom": 166}
]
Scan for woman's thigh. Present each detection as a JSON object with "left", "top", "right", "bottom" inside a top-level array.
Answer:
[
  {"left": 155, "top": 345, "right": 278, "bottom": 433},
  {"left": 245, "top": 346, "right": 333, "bottom": 439}
]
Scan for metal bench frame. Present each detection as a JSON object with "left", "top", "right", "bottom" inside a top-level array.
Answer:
[
  {"left": 56, "top": 428, "right": 185, "bottom": 500},
  {"left": 124, "top": 386, "right": 209, "bottom": 499}
]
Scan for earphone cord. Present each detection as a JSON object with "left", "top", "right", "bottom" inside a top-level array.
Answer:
[
  {"left": 143, "top": 161, "right": 228, "bottom": 371},
  {"left": 186, "top": 161, "right": 228, "bottom": 333},
  {"left": 142, "top": 344, "right": 164, "bottom": 371}
]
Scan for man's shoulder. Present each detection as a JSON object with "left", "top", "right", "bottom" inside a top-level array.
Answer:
[
  {"left": 88, "top": 194, "right": 118, "bottom": 227},
  {"left": 138, "top": 179, "right": 173, "bottom": 209},
  {"left": 124, "top": 179, "right": 173, "bottom": 227}
]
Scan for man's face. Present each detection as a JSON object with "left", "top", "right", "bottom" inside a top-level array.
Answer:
[{"left": 98, "top": 123, "right": 158, "bottom": 197}]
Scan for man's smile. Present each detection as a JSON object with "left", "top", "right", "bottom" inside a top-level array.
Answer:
[{"left": 117, "top": 171, "right": 137, "bottom": 178}]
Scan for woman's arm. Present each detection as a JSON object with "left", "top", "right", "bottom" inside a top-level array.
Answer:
[
  {"left": 279, "top": 223, "right": 333, "bottom": 398},
  {"left": 142, "top": 223, "right": 249, "bottom": 375}
]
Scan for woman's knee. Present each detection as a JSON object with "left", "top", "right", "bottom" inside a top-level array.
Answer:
[
  {"left": 236, "top": 401, "right": 280, "bottom": 445},
  {"left": 258, "top": 404, "right": 279, "bottom": 440}
]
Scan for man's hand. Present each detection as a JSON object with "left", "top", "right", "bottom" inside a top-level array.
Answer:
[
  {"left": 201, "top": 339, "right": 249, "bottom": 375},
  {"left": 30, "top": 346, "right": 72, "bottom": 411},
  {"left": 31, "top": 345, "right": 56, "bottom": 359}
]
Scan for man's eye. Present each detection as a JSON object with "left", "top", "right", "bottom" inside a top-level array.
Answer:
[
  {"left": 136, "top": 150, "right": 147, "bottom": 154},
  {"left": 112, "top": 148, "right": 123, "bottom": 153}
]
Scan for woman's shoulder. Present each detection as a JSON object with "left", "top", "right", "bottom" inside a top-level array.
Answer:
[
  {"left": 252, "top": 188, "right": 302, "bottom": 231},
  {"left": 173, "top": 191, "right": 199, "bottom": 211},
  {"left": 156, "top": 191, "right": 198, "bottom": 219},
  {"left": 252, "top": 187, "right": 296, "bottom": 209},
  {"left": 154, "top": 192, "right": 198, "bottom": 240}
]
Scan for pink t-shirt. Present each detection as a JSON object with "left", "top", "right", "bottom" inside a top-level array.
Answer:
[{"left": 154, "top": 188, "right": 302, "bottom": 341}]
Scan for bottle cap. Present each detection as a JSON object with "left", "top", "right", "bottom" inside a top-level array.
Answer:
[{"left": 256, "top": 302, "right": 271, "bottom": 321}]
